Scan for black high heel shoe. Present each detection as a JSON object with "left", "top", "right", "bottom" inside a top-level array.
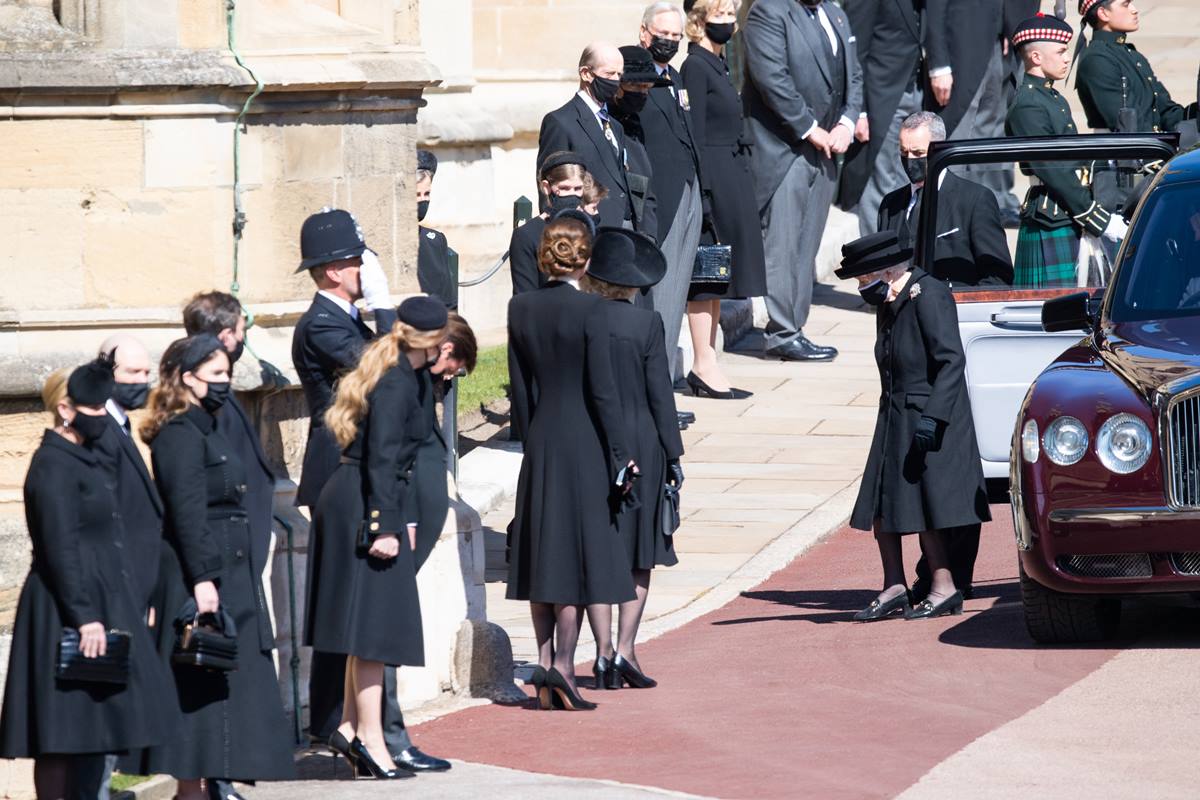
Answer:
[
  {"left": 905, "top": 591, "right": 964, "bottom": 620},
  {"left": 348, "top": 737, "right": 414, "bottom": 779},
  {"left": 592, "top": 656, "right": 620, "bottom": 690},
  {"left": 328, "top": 730, "right": 357, "bottom": 777},
  {"left": 546, "top": 667, "right": 597, "bottom": 710},
  {"left": 528, "top": 665, "right": 553, "bottom": 710},
  {"left": 612, "top": 654, "right": 657, "bottom": 689},
  {"left": 853, "top": 590, "right": 911, "bottom": 622},
  {"left": 686, "top": 371, "right": 753, "bottom": 400}
]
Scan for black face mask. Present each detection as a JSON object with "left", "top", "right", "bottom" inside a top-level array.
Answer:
[
  {"left": 71, "top": 413, "right": 109, "bottom": 445},
  {"left": 901, "top": 155, "right": 928, "bottom": 185},
  {"left": 200, "top": 381, "right": 231, "bottom": 413},
  {"left": 112, "top": 381, "right": 150, "bottom": 411},
  {"left": 549, "top": 194, "right": 582, "bottom": 214},
  {"left": 417, "top": 200, "right": 430, "bottom": 222},
  {"left": 858, "top": 280, "right": 890, "bottom": 307},
  {"left": 614, "top": 90, "right": 650, "bottom": 116},
  {"left": 589, "top": 75, "right": 621, "bottom": 106},
  {"left": 228, "top": 339, "right": 245, "bottom": 366},
  {"left": 705, "top": 21, "right": 736, "bottom": 45},
  {"left": 647, "top": 36, "right": 679, "bottom": 64}
]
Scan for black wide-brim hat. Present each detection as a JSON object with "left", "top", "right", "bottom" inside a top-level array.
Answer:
[
  {"left": 588, "top": 227, "right": 667, "bottom": 289},
  {"left": 619, "top": 45, "right": 673, "bottom": 88},
  {"left": 835, "top": 230, "right": 913, "bottom": 280},
  {"left": 296, "top": 208, "right": 368, "bottom": 273}
]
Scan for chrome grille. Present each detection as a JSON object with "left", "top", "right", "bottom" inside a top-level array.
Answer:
[
  {"left": 1169, "top": 391, "right": 1200, "bottom": 508},
  {"left": 1057, "top": 554, "right": 1153, "bottom": 579},
  {"left": 1170, "top": 552, "right": 1200, "bottom": 575}
]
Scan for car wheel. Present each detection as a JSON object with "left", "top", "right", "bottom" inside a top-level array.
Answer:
[{"left": 1019, "top": 562, "right": 1121, "bottom": 644}]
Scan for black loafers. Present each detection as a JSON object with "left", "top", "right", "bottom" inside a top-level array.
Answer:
[
  {"left": 766, "top": 335, "right": 839, "bottom": 362},
  {"left": 905, "top": 591, "right": 964, "bottom": 620},
  {"left": 393, "top": 746, "right": 452, "bottom": 772},
  {"left": 853, "top": 592, "right": 910, "bottom": 622}
]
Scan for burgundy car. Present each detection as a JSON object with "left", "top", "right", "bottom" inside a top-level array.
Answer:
[{"left": 1012, "top": 146, "right": 1200, "bottom": 643}]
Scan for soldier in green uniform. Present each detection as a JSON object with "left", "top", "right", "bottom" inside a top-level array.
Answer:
[
  {"left": 1005, "top": 14, "right": 1126, "bottom": 288},
  {"left": 1076, "top": 0, "right": 1197, "bottom": 134}
]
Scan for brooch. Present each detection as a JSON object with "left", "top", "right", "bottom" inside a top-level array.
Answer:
[{"left": 909, "top": 283, "right": 922, "bottom": 300}]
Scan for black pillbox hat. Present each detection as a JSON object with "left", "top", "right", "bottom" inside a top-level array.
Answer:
[
  {"left": 397, "top": 296, "right": 449, "bottom": 332},
  {"left": 67, "top": 358, "right": 115, "bottom": 407},
  {"left": 417, "top": 149, "right": 438, "bottom": 175}
]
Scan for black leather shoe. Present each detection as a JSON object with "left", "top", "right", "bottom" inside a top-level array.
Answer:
[
  {"left": 905, "top": 591, "right": 964, "bottom": 620},
  {"left": 394, "top": 746, "right": 451, "bottom": 772},
  {"left": 592, "top": 656, "right": 620, "bottom": 690},
  {"left": 206, "top": 780, "right": 246, "bottom": 800},
  {"left": 686, "top": 372, "right": 753, "bottom": 400},
  {"left": 853, "top": 591, "right": 910, "bottom": 622},
  {"left": 766, "top": 336, "right": 838, "bottom": 362},
  {"left": 613, "top": 653, "right": 657, "bottom": 689},
  {"left": 678, "top": 410, "right": 696, "bottom": 425},
  {"left": 678, "top": 417, "right": 690, "bottom": 431}
]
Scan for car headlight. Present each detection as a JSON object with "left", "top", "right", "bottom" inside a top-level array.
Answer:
[
  {"left": 1096, "top": 413, "right": 1152, "bottom": 474},
  {"left": 1043, "top": 416, "right": 1088, "bottom": 466},
  {"left": 1021, "top": 419, "right": 1040, "bottom": 463}
]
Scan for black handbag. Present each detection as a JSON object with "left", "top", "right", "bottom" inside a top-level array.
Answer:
[
  {"left": 56, "top": 628, "right": 131, "bottom": 685},
  {"left": 172, "top": 607, "right": 238, "bottom": 672},
  {"left": 661, "top": 485, "right": 681, "bottom": 538},
  {"left": 692, "top": 243, "right": 732, "bottom": 284}
]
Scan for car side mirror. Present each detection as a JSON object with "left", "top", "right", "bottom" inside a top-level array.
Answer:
[{"left": 1042, "top": 292, "right": 1094, "bottom": 332}]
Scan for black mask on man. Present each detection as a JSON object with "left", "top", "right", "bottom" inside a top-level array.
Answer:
[
  {"left": 71, "top": 413, "right": 110, "bottom": 445},
  {"left": 590, "top": 75, "right": 621, "bottom": 106},
  {"left": 549, "top": 194, "right": 582, "bottom": 214},
  {"left": 200, "top": 381, "right": 232, "bottom": 413},
  {"left": 112, "top": 382, "right": 150, "bottom": 411},
  {"left": 417, "top": 200, "right": 430, "bottom": 222},
  {"left": 647, "top": 36, "right": 679, "bottom": 64},
  {"left": 615, "top": 90, "right": 650, "bottom": 116},
  {"left": 228, "top": 339, "right": 245, "bottom": 366},
  {"left": 705, "top": 22, "right": 736, "bottom": 44},
  {"left": 858, "top": 280, "right": 890, "bottom": 307},
  {"left": 901, "top": 156, "right": 928, "bottom": 185}
]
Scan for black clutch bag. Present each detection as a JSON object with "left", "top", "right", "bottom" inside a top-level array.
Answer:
[
  {"left": 661, "top": 485, "right": 681, "bottom": 538},
  {"left": 172, "top": 610, "right": 238, "bottom": 672},
  {"left": 692, "top": 244, "right": 732, "bottom": 284},
  {"left": 56, "top": 628, "right": 131, "bottom": 685}
]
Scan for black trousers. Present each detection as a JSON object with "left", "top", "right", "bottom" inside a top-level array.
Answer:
[{"left": 913, "top": 523, "right": 982, "bottom": 594}]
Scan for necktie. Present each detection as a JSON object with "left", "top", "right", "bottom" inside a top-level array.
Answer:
[
  {"left": 599, "top": 109, "right": 619, "bottom": 152},
  {"left": 122, "top": 418, "right": 132, "bottom": 436},
  {"left": 810, "top": 7, "right": 835, "bottom": 59},
  {"left": 903, "top": 187, "right": 923, "bottom": 247}
]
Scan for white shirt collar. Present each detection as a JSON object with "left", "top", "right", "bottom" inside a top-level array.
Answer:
[
  {"left": 577, "top": 88, "right": 605, "bottom": 121},
  {"left": 318, "top": 289, "right": 358, "bottom": 319},
  {"left": 911, "top": 171, "right": 948, "bottom": 195},
  {"left": 561, "top": 277, "right": 581, "bottom": 290},
  {"left": 106, "top": 398, "right": 129, "bottom": 432}
]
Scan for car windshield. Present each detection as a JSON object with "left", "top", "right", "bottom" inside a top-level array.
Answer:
[{"left": 1109, "top": 181, "right": 1200, "bottom": 323}]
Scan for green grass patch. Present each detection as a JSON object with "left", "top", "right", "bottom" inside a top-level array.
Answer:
[
  {"left": 456, "top": 344, "right": 509, "bottom": 417},
  {"left": 110, "top": 774, "right": 151, "bottom": 791}
]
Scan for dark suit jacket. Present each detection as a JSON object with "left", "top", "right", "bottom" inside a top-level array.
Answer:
[
  {"left": 640, "top": 66, "right": 701, "bottom": 242},
  {"left": 924, "top": 0, "right": 1004, "bottom": 135},
  {"left": 96, "top": 415, "right": 164, "bottom": 606},
  {"left": 838, "top": 0, "right": 923, "bottom": 209},
  {"left": 418, "top": 225, "right": 458, "bottom": 308},
  {"left": 509, "top": 216, "right": 549, "bottom": 296},
  {"left": 291, "top": 292, "right": 396, "bottom": 507},
  {"left": 536, "top": 94, "right": 634, "bottom": 229},
  {"left": 215, "top": 395, "right": 277, "bottom": 579},
  {"left": 877, "top": 173, "right": 1013, "bottom": 286}
]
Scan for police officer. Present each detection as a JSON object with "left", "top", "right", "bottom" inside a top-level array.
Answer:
[
  {"left": 1076, "top": 0, "right": 1197, "bottom": 135},
  {"left": 1005, "top": 14, "right": 1126, "bottom": 288},
  {"left": 416, "top": 150, "right": 458, "bottom": 309}
]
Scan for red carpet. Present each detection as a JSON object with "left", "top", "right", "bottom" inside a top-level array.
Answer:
[{"left": 412, "top": 511, "right": 1118, "bottom": 799}]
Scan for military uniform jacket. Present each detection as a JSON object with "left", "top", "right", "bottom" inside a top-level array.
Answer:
[
  {"left": 1077, "top": 29, "right": 1189, "bottom": 133},
  {"left": 1005, "top": 74, "right": 1112, "bottom": 237}
]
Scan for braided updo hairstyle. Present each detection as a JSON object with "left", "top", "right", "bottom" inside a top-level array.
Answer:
[{"left": 537, "top": 216, "right": 592, "bottom": 278}]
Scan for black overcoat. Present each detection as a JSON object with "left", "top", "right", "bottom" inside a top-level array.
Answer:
[
  {"left": 536, "top": 95, "right": 635, "bottom": 229},
  {"left": 412, "top": 368, "right": 449, "bottom": 571},
  {"left": 596, "top": 299, "right": 684, "bottom": 570},
  {"left": 0, "top": 432, "right": 176, "bottom": 758},
  {"left": 145, "top": 406, "right": 294, "bottom": 781},
  {"left": 641, "top": 65, "right": 701, "bottom": 243},
  {"left": 878, "top": 173, "right": 1014, "bottom": 286},
  {"left": 305, "top": 359, "right": 425, "bottom": 667},
  {"left": 215, "top": 395, "right": 277, "bottom": 596},
  {"left": 509, "top": 216, "right": 550, "bottom": 297},
  {"left": 924, "top": 0, "right": 1004, "bottom": 135},
  {"left": 506, "top": 281, "right": 636, "bottom": 605},
  {"left": 418, "top": 225, "right": 459, "bottom": 308},
  {"left": 850, "top": 270, "right": 991, "bottom": 534},
  {"left": 681, "top": 44, "right": 768, "bottom": 299},
  {"left": 611, "top": 109, "right": 660, "bottom": 244}
]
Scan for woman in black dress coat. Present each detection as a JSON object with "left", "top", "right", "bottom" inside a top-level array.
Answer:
[
  {"left": 507, "top": 215, "right": 637, "bottom": 710},
  {"left": 581, "top": 229, "right": 685, "bottom": 692},
  {"left": 140, "top": 335, "right": 293, "bottom": 795},
  {"left": 839, "top": 232, "right": 991, "bottom": 621},
  {"left": 509, "top": 152, "right": 590, "bottom": 296},
  {"left": 681, "top": 1, "right": 766, "bottom": 400},
  {"left": 306, "top": 297, "right": 448, "bottom": 778},
  {"left": 0, "top": 362, "right": 175, "bottom": 799}
]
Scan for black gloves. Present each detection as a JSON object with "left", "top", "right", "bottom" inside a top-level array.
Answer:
[
  {"left": 913, "top": 416, "right": 942, "bottom": 453},
  {"left": 667, "top": 459, "right": 684, "bottom": 489}
]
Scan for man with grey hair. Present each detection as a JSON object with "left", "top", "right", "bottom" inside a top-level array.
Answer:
[
  {"left": 876, "top": 111, "right": 1012, "bottom": 286},
  {"left": 537, "top": 42, "right": 640, "bottom": 231}
]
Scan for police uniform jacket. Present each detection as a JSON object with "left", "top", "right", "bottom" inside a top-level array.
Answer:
[
  {"left": 641, "top": 64, "right": 702, "bottom": 243},
  {"left": 418, "top": 225, "right": 459, "bottom": 308},
  {"left": 305, "top": 359, "right": 425, "bottom": 667},
  {"left": 146, "top": 405, "right": 294, "bottom": 781},
  {"left": 1005, "top": 74, "right": 1112, "bottom": 236},
  {"left": 1077, "top": 29, "right": 1191, "bottom": 133},
  {"left": 850, "top": 270, "right": 991, "bottom": 534},
  {"left": 0, "top": 431, "right": 176, "bottom": 759}
]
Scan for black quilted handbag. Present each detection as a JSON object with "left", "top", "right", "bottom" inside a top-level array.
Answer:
[
  {"left": 692, "top": 243, "right": 732, "bottom": 284},
  {"left": 172, "top": 606, "right": 238, "bottom": 672},
  {"left": 56, "top": 628, "right": 131, "bottom": 685}
]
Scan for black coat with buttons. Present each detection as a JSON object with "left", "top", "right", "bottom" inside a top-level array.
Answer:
[
  {"left": 145, "top": 405, "right": 294, "bottom": 781},
  {"left": 850, "top": 270, "right": 991, "bottom": 534}
]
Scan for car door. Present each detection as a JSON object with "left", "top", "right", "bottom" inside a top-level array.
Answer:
[{"left": 919, "top": 134, "right": 1179, "bottom": 482}]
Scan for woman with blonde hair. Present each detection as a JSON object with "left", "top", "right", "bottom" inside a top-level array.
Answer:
[
  {"left": 305, "top": 296, "right": 449, "bottom": 779},
  {"left": 507, "top": 216, "right": 637, "bottom": 711}
]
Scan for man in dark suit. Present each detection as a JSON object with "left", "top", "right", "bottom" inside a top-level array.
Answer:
[
  {"left": 416, "top": 149, "right": 458, "bottom": 309},
  {"left": 536, "top": 42, "right": 640, "bottom": 232},
  {"left": 636, "top": 2, "right": 704, "bottom": 384},
  {"left": 876, "top": 112, "right": 1014, "bottom": 287},
  {"left": 837, "top": 0, "right": 924, "bottom": 235},
  {"left": 743, "top": 0, "right": 863, "bottom": 362}
]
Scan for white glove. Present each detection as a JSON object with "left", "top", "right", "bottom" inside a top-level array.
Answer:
[
  {"left": 1102, "top": 214, "right": 1129, "bottom": 242},
  {"left": 359, "top": 248, "right": 391, "bottom": 311}
]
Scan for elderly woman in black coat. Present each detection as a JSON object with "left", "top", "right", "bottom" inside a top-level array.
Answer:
[
  {"left": 140, "top": 335, "right": 294, "bottom": 795},
  {"left": 581, "top": 229, "right": 685, "bottom": 691},
  {"left": 839, "top": 231, "right": 991, "bottom": 621},
  {"left": 0, "top": 361, "right": 175, "bottom": 799}
]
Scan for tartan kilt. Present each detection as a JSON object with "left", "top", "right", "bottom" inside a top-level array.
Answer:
[{"left": 1013, "top": 223, "right": 1079, "bottom": 288}]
